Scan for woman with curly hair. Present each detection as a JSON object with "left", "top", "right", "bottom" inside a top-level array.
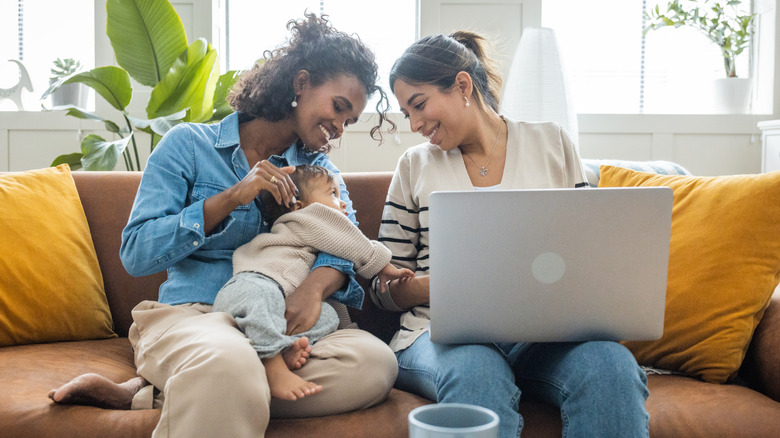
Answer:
[{"left": 48, "top": 12, "right": 397, "bottom": 438}]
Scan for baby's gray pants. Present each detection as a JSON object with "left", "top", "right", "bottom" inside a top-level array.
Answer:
[{"left": 212, "top": 271, "right": 339, "bottom": 358}]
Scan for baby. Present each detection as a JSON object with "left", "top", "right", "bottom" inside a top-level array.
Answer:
[{"left": 213, "top": 164, "right": 413, "bottom": 401}]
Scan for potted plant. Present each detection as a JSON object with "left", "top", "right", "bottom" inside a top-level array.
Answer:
[
  {"left": 42, "top": 0, "right": 240, "bottom": 171},
  {"left": 46, "top": 58, "right": 89, "bottom": 108},
  {"left": 644, "top": 0, "right": 756, "bottom": 113}
]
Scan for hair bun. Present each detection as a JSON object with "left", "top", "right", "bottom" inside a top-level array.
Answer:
[
  {"left": 390, "top": 30, "right": 502, "bottom": 112},
  {"left": 449, "top": 31, "right": 485, "bottom": 61}
]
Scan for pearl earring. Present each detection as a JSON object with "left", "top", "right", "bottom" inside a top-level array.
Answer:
[
  {"left": 291, "top": 96, "right": 298, "bottom": 108},
  {"left": 464, "top": 96, "right": 470, "bottom": 107}
]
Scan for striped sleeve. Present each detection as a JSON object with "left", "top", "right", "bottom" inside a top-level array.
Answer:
[
  {"left": 378, "top": 153, "right": 424, "bottom": 273},
  {"left": 369, "top": 153, "right": 425, "bottom": 311}
]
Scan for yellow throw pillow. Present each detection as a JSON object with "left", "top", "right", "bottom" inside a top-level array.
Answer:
[
  {"left": 599, "top": 165, "right": 780, "bottom": 383},
  {"left": 0, "top": 165, "right": 115, "bottom": 346}
]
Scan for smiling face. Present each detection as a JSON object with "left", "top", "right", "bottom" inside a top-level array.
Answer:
[
  {"left": 393, "top": 79, "right": 472, "bottom": 151},
  {"left": 299, "top": 175, "right": 348, "bottom": 215},
  {"left": 293, "top": 73, "right": 367, "bottom": 152}
]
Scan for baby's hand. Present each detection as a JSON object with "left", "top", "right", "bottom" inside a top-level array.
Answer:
[{"left": 378, "top": 264, "right": 415, "bottom": 293}]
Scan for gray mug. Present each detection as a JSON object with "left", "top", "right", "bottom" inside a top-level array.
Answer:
[{"left": 408, "top": 403, "right": 499, "bottom": 438}]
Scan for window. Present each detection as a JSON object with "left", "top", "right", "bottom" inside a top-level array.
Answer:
[
  {"left": 226, "top": 0, "right": 417, "bottom": 112},
  {"left": 0, "top": 0, "right": 94, "bottom": 111},
  {"left": 542, "top": 0, "right": 753, "bottom": 114}
]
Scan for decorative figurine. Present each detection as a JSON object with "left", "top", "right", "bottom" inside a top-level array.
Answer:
[{"left": 0, "top": 60, "right": 34, "bottom": 111}]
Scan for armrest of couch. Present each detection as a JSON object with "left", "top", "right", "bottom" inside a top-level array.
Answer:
[{"left": 743, "top": 288, "right": 780, "bottom": 401}]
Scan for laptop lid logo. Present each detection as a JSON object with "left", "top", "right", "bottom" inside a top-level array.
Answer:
[{"left": 531, "top": 252, "right": 566, "bottom": 284}]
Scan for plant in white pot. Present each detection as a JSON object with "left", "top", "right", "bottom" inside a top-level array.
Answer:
[
  {"left": 41, "top": 0, "right": 239, "bottom": 171},
  {"left": 644, "top": 0, "right": 756, "bottom": 113},
  {"left": 45, "top": 58, "right": 89, "bottom": 108}
]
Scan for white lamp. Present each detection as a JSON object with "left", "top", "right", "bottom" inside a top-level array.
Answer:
[{"left": 501, "top": 27, "right": 578, "bottom": 146}]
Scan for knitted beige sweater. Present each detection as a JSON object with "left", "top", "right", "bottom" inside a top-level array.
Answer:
[{"left": 232, "top": 202, "right": 391, "bottom": 296}]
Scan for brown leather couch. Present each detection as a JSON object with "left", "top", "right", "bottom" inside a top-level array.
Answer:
[{"left": 1, "top": 170, "right": 779, "bottom": 437}]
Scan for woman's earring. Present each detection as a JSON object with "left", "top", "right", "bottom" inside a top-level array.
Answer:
[
  {"left": 291, "top": 96, "right": 298, "bottom": 108},
  {"left": 464, "top": 96, "right": 470, "bottom": 107}
]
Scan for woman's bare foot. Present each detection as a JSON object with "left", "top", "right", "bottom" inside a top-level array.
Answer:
[
  {"left": 48, "top": 373, "right": 147, "bottom": 410},
  {"left": 263, "top": 354, "right": 322, "bottom": 401},
  {"left": 282, "top": 337, "right": 312, "bottom": 370}
]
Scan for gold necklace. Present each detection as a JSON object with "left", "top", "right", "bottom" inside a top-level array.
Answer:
[{"left": 463, "top": 117, "right": 503, "bottom": 177}]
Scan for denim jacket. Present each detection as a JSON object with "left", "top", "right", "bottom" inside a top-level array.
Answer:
[{"left": 120, "top": 112, "right": 365, "bottom": 308}]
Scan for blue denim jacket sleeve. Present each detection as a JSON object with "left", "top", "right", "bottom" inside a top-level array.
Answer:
[
  {"left": 311, "top": 252, "right": 364, "bottom": 308},
  {"left": 120, "top": 124, "right": 237, "bottom": 277},
  {"left": 305, "top": 154, "right": 364, "bottom": 309}
]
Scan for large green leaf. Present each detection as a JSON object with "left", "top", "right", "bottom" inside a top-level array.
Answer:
[
  {"left": 80, "top": 134, "right": 133, "bottom": 171},
  {"left": 106, "top": 0, "right": 188, "bottom": 87},
  {"left": 146, "top": 39, "right": 219, "bottom": 122},
  {"left": 45, "top": 104, "right": 123, "bottom": 134},
  {"left": 209, "top": 70, "right": 241, "bottom": 122},
  {"left": 51, "top": 153, "right": 84, "bottom": 170},
  {"left": 59, "top": 105, "right": 106, "bottom": 122},
  {"left": 127, "top": 108, "right": 188, "bottom": 136},
  {"left": 43, "top": 67, "right": 133, "bottom": 111}
]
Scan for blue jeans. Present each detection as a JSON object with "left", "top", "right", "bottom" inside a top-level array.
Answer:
[{"left": 395, "top": 332, "right": 649, "bottom": 438}]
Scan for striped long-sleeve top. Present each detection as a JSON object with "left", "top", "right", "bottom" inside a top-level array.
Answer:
[{"left": 369, "top": 118, "right": 588, "bottom": 352}]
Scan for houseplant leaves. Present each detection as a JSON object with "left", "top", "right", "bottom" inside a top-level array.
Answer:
[
  {"left": 146, "top": 38, "right": 219, "bottom": 122},
  {"left": 80, "top": 134, "right": 134, "bottom": 171},
  {"left": 210, "top": 70, "right": 242, "bottom": 122},
  {"left": 43, "top": 66, "right": 133, "bottom": 111},
  {"left": 106, "top": 0, "right": 188, "bottom": 87},
  {"left": 47, "top": 0, "right": 239, "bottom": 171}
]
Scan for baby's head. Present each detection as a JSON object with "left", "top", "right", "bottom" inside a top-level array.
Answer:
[{"left": 261, "top": 164, "right": 347, "bottom": 225}]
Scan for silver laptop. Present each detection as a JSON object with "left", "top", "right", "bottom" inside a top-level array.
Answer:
[{"left": 428, "top": 187, "right": 672, "bottom": 343}]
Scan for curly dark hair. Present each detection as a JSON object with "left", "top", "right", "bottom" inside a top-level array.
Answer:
[{"left": 228, "top": 12, "right": 394, "bottom": 145}]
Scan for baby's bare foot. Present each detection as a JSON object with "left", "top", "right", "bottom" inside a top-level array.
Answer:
[
  {"left": 269, "top": 371, "right": 323, "bottom": 401},
  {"left": 264, "top": 354, "right": 322, "bottom": 401},
  {"left": 48, "top": 373, "right": 146, "bottom": 410},
  {"left": 282, "top": 337, "right": 312, "bottom": 370}
]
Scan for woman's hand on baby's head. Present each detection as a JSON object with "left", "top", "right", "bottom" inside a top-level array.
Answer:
[{"left": 231, "top": 162, "right": 297, "bottom": 208}]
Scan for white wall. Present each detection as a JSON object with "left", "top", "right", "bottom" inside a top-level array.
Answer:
[
  {"left": 1, "top": 0, "right": 778, "bottom": 176},
  {"left": 316, "top": 113, "right": 771, "bottom": 177}
]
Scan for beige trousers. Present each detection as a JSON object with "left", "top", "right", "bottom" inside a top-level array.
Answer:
[{"left": 128, "top": 300, "right": 398, "bottom": 438}]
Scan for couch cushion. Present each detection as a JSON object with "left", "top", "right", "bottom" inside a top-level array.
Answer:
[
  {"left": 742, "top": 289, "right": 780, "bottom": 401},
  {"left": 599, "top": 166, "right": 780, "bottom": 383},
  {"left": 646, "top": 374, "right": 780, "bottom": 436},
  {"left": 4, "top": 338, "right": 779, "bottom": 438},
  {"left": 0, "top": 165, "right": 115, "bottom": 346},
  {"left": 70, "top": 171, "right": 164, "bottom": 337},
  {"left": 0, "top": 336, "right": 435, "bottom": 438},
  {"left": 0, "top": 338, "right": 158, "bottom": 438}
]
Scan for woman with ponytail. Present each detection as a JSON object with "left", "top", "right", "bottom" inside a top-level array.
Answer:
[
  {"left": 49, "top": 13, "right": 398, "bottom": 437},
  {"left": 370, "top": 32, "right": 650, "bottom": 437}
]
